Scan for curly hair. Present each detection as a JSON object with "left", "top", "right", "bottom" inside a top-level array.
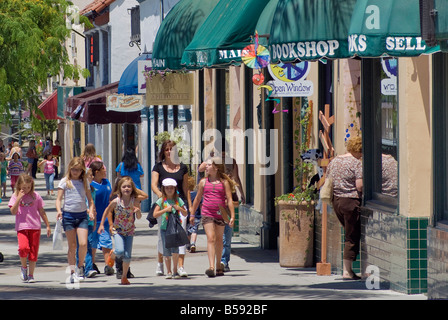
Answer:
[{"left": 347, "top": 136, "right": 362, "bottom": 154}]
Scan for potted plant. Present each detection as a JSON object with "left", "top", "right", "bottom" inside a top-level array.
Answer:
[{"left": 275, "top": 102, "right": 318, "bottom": 268}]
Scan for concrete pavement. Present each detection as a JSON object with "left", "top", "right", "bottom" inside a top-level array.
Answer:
[{"left": 0, "top": 173, "right": 427, "bottom": 303}]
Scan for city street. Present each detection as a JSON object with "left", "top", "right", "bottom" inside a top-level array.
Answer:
[{"left": 0, "top": 174, "right": 427, "bottom": 305}]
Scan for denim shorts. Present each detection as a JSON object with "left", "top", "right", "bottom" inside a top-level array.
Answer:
[{"left": 62, "top": 211, "right": 89, "bottom": 231}]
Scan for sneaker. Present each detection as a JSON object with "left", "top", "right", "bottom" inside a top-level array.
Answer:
[
  {"left": 27, "top": 275, "right": 35, "bottom": 283},
  {"left": 189, "top": 244, "right": 196, "bottom": 253},
  {"left": 77, "top": 266, "right": 85, "bottom": 281},
  {"left": 70, "top": 272, "right": 76, "bottom": 284},
  {"left": 156, "top": 262, "right": 164, "bottom": 276},
  {"left": 86, "top": 270, "right": 98, "bottom": 278},
  {"left": 177, "top": 267, "right": 188, "bottom": 277},
  {"left": 20, "top": 267, "right": 28, "bottom": 282},
  {"left": 221, "top": 262, "right": 230, "bottom": 272},
  {"left": 165, "top": 273, "right": 173, "bottom": 279},
  {"left": 174, "top": 273, "right": 181, "bottom": 279},
  {"left": 104, "top": 265, "right": 115, "bottom": 276},
  {"left": 93, "top": 263, "right": 100, "bottom": 274}
]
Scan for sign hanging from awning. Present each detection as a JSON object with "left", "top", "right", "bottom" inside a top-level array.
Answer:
[
  {"left": 146, "top": 73, "right": 194, "bottom": 105},
  {"left": 348, "top": 0, "right": 439, "bottom": 57},
  {"left": 106, "top": 94, "right": 144, "bottom": 112},
  {"left": 266, "top": 62, "right": 313, "bottom": 97}
]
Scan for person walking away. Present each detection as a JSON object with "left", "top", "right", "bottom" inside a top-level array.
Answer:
[
  {"left": 8, "top": 152, "right": 24, "bottom": 193},
  {"left": 153, "top": 178, "right": 188, "bottom": 279},
  {"left": 326, "top": 136, "right": 363, "bottom": 280},
  {"left": 0, "top": 152, "right": 7, "bottom": 198},
  {"left": 9, "top": 174, "right": 51, "bottom": 282},
  {"left": 191, "top": 157, "right": 235, "bottom": 277},
  {"left": 81, "top": 143, "right": 103, "bottom": 170},
  {"left": 98, "top": 177, "right": 142, "bottom": 285},
  {"left": 38, "top": 152, "right": 58, "bottom": 198},
  {"left": 116, "top": 147, "right": 144, "bottom": 189},
  {"left": 89, "top": 161, "right": 114, "bottom": 275},
  {"left": 55, "top": 157, "right": 95, "bottom": 283}
]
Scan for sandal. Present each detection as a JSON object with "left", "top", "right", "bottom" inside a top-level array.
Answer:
[
  {"left": 216, "top": 269, "right": 224, "bottom": 277},
  {"left": 205, "top": 267, "right": 215, "bottom": 277}
]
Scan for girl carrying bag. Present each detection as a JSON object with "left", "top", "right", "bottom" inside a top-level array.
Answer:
[{"left": 165, "top": 212, "right": 190, "bottom": 248}]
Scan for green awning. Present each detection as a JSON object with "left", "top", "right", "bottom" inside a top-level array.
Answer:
[
  {"left": 152, "top": 0, "right": 220, "bottom": 70},
  {"left": 256, "top": 0, "right": 279, "bottom": 47},
  {"left": 268, "top": 0, "right": 357, "bottom": 63},
  {"left": 435, "top": 0, "right": 448, "bottom": 40},
  {"left": 348, "top": 0, "right": 439, "bottom": 57},
  {"left": 181, "top": 0, "right": 271, "bottom": 68}
]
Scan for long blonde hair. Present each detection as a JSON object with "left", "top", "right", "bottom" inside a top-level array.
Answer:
[
  {"left": 64, "top": 157, "right": 88, "bottom": 191},
  {"left": 14, "top": 174, "right": 35, "bottom": 197},
  {"left": 209, "top": 156, "right": 237, "bottom": 193}
]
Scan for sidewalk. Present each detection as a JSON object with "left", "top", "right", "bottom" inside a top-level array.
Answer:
[{"left": 0, "top": 173, "right": 427, "bottom": 301}]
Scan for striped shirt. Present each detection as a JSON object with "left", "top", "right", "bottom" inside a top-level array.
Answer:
[
  {"left": 201, "top": 178, "right": 226, "bottom": 219},
  {"left": 8, "top": 160, "right": 23, "bottom": 176}
]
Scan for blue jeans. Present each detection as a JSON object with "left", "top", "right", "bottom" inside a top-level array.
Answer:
[
  {"left": 44, "top": 172, "right": 55, "bottom": 191},
  {"left": 114, "top": 233, "right": 134, "bottom": 263},
  {"left": 221, "top": 224, "right": 233, "bottom": 266}
]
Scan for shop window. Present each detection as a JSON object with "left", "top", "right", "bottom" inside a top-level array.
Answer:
[
  {"left": 362, "top": 58, "right": 398, "bottom": 209},
  {"left": 433, "top": 53, "right": 448, "bottom": 223}
]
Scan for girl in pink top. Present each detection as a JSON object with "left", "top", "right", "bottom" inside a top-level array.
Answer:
[
  {"left": 9, "top": 174, "right": 51, "bottom": 283},
  {"left": 191, "top": 157, "right": 235, "bottom": 277},
  {"left": 38, "top": 152, "right": 58, "bottom": 197}
]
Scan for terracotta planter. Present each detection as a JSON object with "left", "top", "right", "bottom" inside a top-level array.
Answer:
[{"left": 278, "top": 200, "right": 314, "bottom": 268}]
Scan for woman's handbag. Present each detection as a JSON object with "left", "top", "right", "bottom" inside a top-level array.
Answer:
[
  {"left": 165, "top": 213, "right": 190, "bottom": 248},
  {"left": 218, "top": 205, "right": 231, "bottom": 223},
  {"left": 320, "top": 176, "right": 334, "bottom": 206},
  {"left": 53, "top": 219, "right": 64, "bottom": 250}
]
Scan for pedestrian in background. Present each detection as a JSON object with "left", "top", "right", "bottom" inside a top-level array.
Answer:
[
  {"left": 55, "top": 157, "right": 95, "bottom": 283},
  {"left": 8, "top": 152, "right": 24, "bottom": 193},
  {"left": 81, "top": 143, "right": 103, "bottom": 170},
  {"left": 38, "top": 152, "right": 58, "bottom": 198},
  {"left": 9, "top": 174, "right": 51, "bottom": 283},
  {"left": 98, "top": 177, "right": 142, "bottom": 285},
  {"left": 326, "top": 136, "right": 363, "bottom": 280},
  {"left": 25, "top": 140, "right": 38, "bottom": 179},
  {"left": 52, "top": 139, "right": 62, "bottom": 179},
  {"left": 116, "top": 147, "right": 144, "bottom": 190},
  {"left": 191, "top": 157, "right": 235, "bottom": 277}
]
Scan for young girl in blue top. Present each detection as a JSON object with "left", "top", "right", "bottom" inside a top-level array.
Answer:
[{"left": 153, "top": 178, "right": 188, "bottom": 279}]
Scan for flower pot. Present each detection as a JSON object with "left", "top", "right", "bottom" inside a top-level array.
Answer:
[{"left": 278, "top": 200, "right": 314, "bottom": 268}]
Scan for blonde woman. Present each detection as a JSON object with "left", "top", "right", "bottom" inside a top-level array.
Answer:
[{"left": 55, "top": 157, "right": 95, "bottom": 283}]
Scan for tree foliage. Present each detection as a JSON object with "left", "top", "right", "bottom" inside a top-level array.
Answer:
[{"left": 0, "top": 0, "right": 89, "bottom": 124}]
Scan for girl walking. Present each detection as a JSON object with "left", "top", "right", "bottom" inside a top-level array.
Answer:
[
  {"left": 9, "top": 174, "right": 51, "bottom": 282},
  {"left": 98, "top": 177, "right": 142, "bottom": 285},
  {"left": 191, "top": 157, "right": 235, "bottom": 277},
  {"left": 8, "top": 152, "right": 24, "bottom": 192},
  {"left": 153, "top": 178, "right": 188, "bottom": 279},
  {"left": 38, "top": 152, "right": 58, "bottom": 197},
  {"left": 56, "top": 157, "right": 95, "bottom": 283}
]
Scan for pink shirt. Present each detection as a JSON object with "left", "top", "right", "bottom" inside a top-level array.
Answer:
[
  {"left": 8, "top": 192, "right": 45, "bottom": 231},
  {"left": 201, "top": 178, "right": 226, "bottom": 219}
]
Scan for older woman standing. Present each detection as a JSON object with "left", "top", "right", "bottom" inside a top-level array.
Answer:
[{"left": 327, "top": 136, "right": 363, "bottom": 280}]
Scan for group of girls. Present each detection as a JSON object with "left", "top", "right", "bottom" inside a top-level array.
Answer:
[{"left": 8, "top": 140, "right": 238, "bottom": 284}]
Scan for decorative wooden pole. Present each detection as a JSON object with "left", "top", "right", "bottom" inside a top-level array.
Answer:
[{"left": 316, "top": 104, "right": 334, "bottom": 276}]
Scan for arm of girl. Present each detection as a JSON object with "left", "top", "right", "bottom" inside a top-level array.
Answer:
[
  {"left": 134, "top": 200, "right": 142, "bottom": 219},
  {"left": 153, "top": 203, "right": 172, "bottom": 219},
  {"left": 136, "top": 188, "right": 149, "bottom": 201},
  {"left": 85, "top": 187, "right": 96, "bottom": 221},
  {"left": 55, "top": 188, "right": 64, "bottom": 220},
  {"left": 38, "top": 207, "right": 51, "bottom": 237},
  {"left": 9, "top": 190, "right": 25, "bottom": 215},
  {"left": 223, "top": 180, "right": 235, "bottom": 227},
  {"left": 174, "top": 203, "right": 188, "bottom": 217}
]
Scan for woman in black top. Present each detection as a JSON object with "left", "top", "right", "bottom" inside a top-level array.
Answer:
[{"left": 151, "top": 140, "right": 192, "bottom": 277}]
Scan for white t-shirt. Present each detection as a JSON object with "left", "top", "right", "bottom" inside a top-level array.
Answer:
[{"left": 58, "top": 177, "right": 88, "bottom": 212}]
